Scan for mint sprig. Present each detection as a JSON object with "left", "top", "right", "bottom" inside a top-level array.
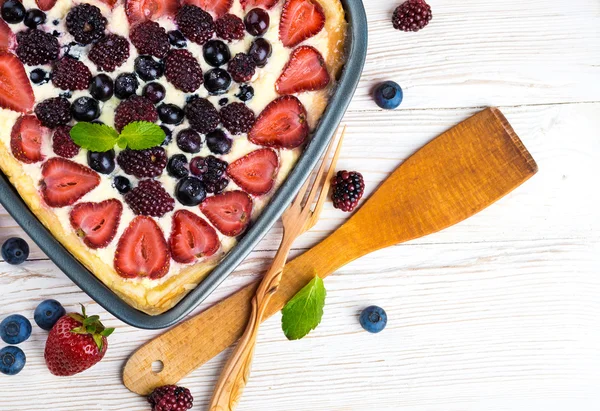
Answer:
[
  {"left": 70, "top": 121, "right": 165, "bottom": 152},
  {"left": 281, "top": 275, "right": 326, "bottom": 340}
]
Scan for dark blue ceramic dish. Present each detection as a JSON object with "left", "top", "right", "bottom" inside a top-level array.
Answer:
[{"left": 0, "top": 0, "right": 368, "bottom": 329}]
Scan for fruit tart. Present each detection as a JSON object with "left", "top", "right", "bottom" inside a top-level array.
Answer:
[{"left": 0, "top": 0, "right": 346, "bottom": 315}]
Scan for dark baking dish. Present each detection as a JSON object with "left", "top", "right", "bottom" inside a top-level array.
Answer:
[{"left": 0, "top": 0, "right": 367, "bottom": 329}]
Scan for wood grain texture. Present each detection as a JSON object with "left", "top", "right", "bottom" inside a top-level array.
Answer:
[{"left": 1, "top": 0, "right": 599, "bottom": 409}]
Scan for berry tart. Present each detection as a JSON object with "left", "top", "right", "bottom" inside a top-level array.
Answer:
[{"left": 0, "top": 0, "right": 346, "bottom": 315}]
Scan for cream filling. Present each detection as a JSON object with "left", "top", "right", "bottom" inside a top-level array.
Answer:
[{"left": 0, "top": 0, "right": 335, "bottom": 288}]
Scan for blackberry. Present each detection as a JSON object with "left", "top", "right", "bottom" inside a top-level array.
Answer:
[
  {"left": 125, "top": 180, "right": 174, "bottom": 218},
  {"left": 184, "top": 96, "right": 219, "bottom": 134},
  {"left": 114, "top": 96, "right": 158, "bottom": 132},
  {"left": 227, "top": 53, "right": 256, "bottom": 83},
  {"left": 15, "top": 29, "right": 59, "bottom": 65},
  {"left": 331, "top": 170, "right": 365, "bottom": 212},
  {"left": 89, "top": 34, "right": 130, "bottom": 72},
  {"left": 392, "top": 0, "right": 432, "bottom": 32},
  {"left": 130, "top": 21, "right": 170, "bottom": 59},
  {"left": 51, "top": 57, "right": 92, "bottom": 90},
  {"left": 52, "top": 126, "right": 79, "bottom": 158},
  {"left": 164, "top": 49, "right": 203, "bottom": 93},
  {"left": 220, "top": 102, "right": 255, "bottom": 135},
  {"left": 215, "top": 13, "right": 245, "bottom": 42},
  {"left": 167, "top": 154, "right": 189, "bottom": 179},
  {"left": 117, "top": 147, "right": 167, "bottom": 178},
  {"left": 189, "top": 155, "right": 229, "bottom": 194},
  {"left": 34, "top": 97, "right": 71, "bottom": 128},
  {"left": 176, "top": 5, "right": 214, "bottom": 45},
  {"left": 65, "top": 4, "right": 107, "bottom": 45}
]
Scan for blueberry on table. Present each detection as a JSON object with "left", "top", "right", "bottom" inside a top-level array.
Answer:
[
  {"left": 1, "top": 237, "right": 29, "bottom": 265},
  {"left": 176, "top": 128, "right": 202, "bottom": 153},
  {"left": 34, "top": 299, "right": 66, "bottom": 331},
  {"left": 0, "top": 346, "right": 26, "bottom": 375},
  {"left": 114, "top": 73, "right": 139, "bottom": 100},
  {"left": 143, "top": 82, "right": 166, "bottom": 104},
  {"left": 203, "top": 40, "right": 231, "bottom": 67},
  {"left": 204, "top": 68, "right": 232, "bottom": 95},
  {"left": 167, "top": 154, "right": 189, "bottom": 179},
  {"left": 71, "top": 96, "right": 101, "bottom": 122},
  {"left": 359, "top": 306, "right": 387, "bottom": 333},
  {"left": 373, "top": 81, "right": 403, "bottom": 110},
  {"left": 134, "top": 56, "right": 165, "bottom": 82},
  {"left": 157, "top": 103, "right": 184, "bottom": 125},
  {"left": 88, "top": 149, "right": 116, "bottom": 174},
  {"left": 175, "top": 176, "right": 207, "bottom": 206},
  {"left": 0, "top": 314, "right": 32, "bottom": 344},
  {"left": 244, "top": 8, "right": 269, "bottom": 37},
  {"left": 1, "top": 0, "right": 26, "bottom": 24},
  {"left": 168, "top": 30, "right": 187, "bottom": 48},
  {"left": 24, "top": 8, "right": 46, "bottom": 28},
  {"left": 206, "top": 129, "right": 232, "bottom": 155},
  {"left": 113, "top": 176, "right": 131, "bottom": 194},
  {"left": 89, "top": 74, "right": 114, "bottom": 102},
  {"left": 30, "top": 68, "right": 49, "bottom": 85}
]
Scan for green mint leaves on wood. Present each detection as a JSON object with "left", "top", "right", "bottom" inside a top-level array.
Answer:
[
  {"left": 281, "top": 275, "right": 326, "bottom": 340},
  {"left": 70, "top": 121, "right": 165, "bottom": 152}
]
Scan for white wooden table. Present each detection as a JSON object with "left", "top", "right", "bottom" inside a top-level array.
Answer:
[{"left": 1, "top": 0, "right": 599, "bottom": 409}]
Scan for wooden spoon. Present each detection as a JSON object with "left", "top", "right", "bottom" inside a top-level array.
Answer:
[{"left": 123, "top": 107, "right": 538, "bottom": 396}]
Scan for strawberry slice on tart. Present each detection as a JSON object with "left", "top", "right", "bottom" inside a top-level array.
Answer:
[
  {"left": 279, "top": 0, "right": 325, "bottom": 48},
  {"left": 70, "top": 199, "right": 123, "bottom": 249},
  {"left": 0, "top": 19, "right": 15, "bottom": 53},
  {"left": 169, "top": 210, "right": 220, "bottom": 264},
  {"left": 248, "top": 95, "right": 309, "bottom": 149},
  {"left": 35, "top": 0, "right": 57, "bottom": 11},
  {"left": 227, "top": 148, "right": 279, "bottom": 196},
  {"left": 125, "top": 0, "right": 179, "bottom": 25},
  {"left": 10, "top": 115, "right": 46, "bottom": 164},
  {"left": 114, "top": 216, "right": 170, "bottom": 279},
  {"left": 276, "top": 45, "right": 330, "bottom": 94},
  {"left": 183, "top": 0, "right": 233, "bottom": 18},
  {"left": 40, "top": 158, "right": 101, "bottom": 208},
  {"left": 200, "top": 190, "right": 253, "bottom": 237},
  {"left": 0, "top": 53, "right": 35, "bottom": 113}
]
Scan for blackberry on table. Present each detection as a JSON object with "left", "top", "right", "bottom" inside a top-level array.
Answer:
[
  {"left": 164, "top": 49, "right": 203, "bottom": 93},
  {"left": 65, "top": 3, "right": 107, "bottom": 45},
  {"left": 114, "top": 96, "right": 158, "bottom": 132},
  {"left": 34, "top": 97, "right": 71, "bottom": 129},
  {"left": 89, "top": 34, "right": 130, "bottom": 72},
  {"left": 130, "top": 21, "right": 170, "bottom": 59},
  {"left": 331, "top": 170, "right": 365, "bottom": 212},
  {"left": 189, "top": 155, "right": 229, "bottom": 194},
  {"left": 184, "top": 96, "right": 219, "bottom": 134},
  {"left": 117, "top": 147, "right": 167, "bottom": 178},
  {"left": 52, "top": 57, "right": 92, "bottom": 91},
  {"left": 215, "top": 13, "right": 245, "bottom": 42},
  {"left": 220, "top": 102, "right": 255, "bottom": 135},
  {"left": 125, "top": 179, "right": 174, "bottom": 218},
  {"left": 15, "top": 29, "right": 59, "bottom": 65},
  {"left": 176, "top": 5, "right": 215, "bottom": 45},
  {"left": 392, "top": 0, "right": 432, "bottom": 32},
  {"left": 227, "top": 53, "right": 256, "bottom": 83}
]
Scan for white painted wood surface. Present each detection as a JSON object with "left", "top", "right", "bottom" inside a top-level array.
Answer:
[{"left": 1, "top": 0, "right": 599, "bottom": 409}]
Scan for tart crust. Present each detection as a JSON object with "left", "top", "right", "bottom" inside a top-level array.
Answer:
[{"left": 0, "top": 0, "right": 347, "bottom": 316}]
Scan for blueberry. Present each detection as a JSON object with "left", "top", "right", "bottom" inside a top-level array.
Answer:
[
  {"left": 59, "top": 91, "right": 72, "bottom": 99},
  {"left": 203, "top": 40, "right": 231, "bottom": 67},
  {"left": 206, "top": 129, "right": 232, "bottom": 154},
  {"left": 175, "top": 176, "right": 206, "bottom": 206},
  {"left": 134, "top": 56, "right": 164, "bottom": 82},
  {"left": 236, "top": 84, "right": 254, "bottom": 102},
  {"left": 23, "top": 8, "right": 46, "bottom": 28},
  {"left": 29, "top": 68, "right": 48, "bottom": 85},
  {"left": 160, "top": 125, "right": 173, "bottom": 146},
  {"left": 373, "top": 81, "right": 403, "bottom": 110},
  {"left": 176, "top": 128, "right": 202, "bottom": 153},
  {"left": 0, "top": 314, "right": 31, "bottom": 344},
  {"left": 1, "top": 0, "right": 25, "bottom": 24},
  {"left": 33, "top": 299, "right": 65, "bottom": 331},
  {"left": 114, "top": 73, "right": 139, "bottom": 100},
  {"left": 244, "top": 8, "right": 269, "bottom": 36},
  {"left": 167, "top": 154, "right": 189, "bottom": 179},
  {"left": 218, "top": 97, "right": 228, "bottom": 106},
  {"left": 168, "top": 30, "right": 187, "bottom": 48},
  {"left": 248, "top": 38, "right": 271, "bottom": 67},
  {"left": 71, "top": 97, "right": 101, "bottom": 122},
  {"left": 203, "top": 68, "right": 231, "bottom": 95},
  {"left": 89, "top": 74, "right": 114, "bottom": 102},
  {"left": 1, "top": 238, "right": 29, "bottom": 265},
  {"left": 359, "top": 306, "right": 387, "bottom": 333},
  {"left": 157, "top": 103, "right": 184, "bottom": 125},
  {"left": 113, "top": 175, "right": 131, "bottom": 194},
  {"left": 87, "top": 149, "right": 115, "bottom": 174},
  {"left": 142, "top": 82, "right": 166, "bottom": 104},
  {"left": 0, "top": 346, "right": 26, "bottom": 375}
]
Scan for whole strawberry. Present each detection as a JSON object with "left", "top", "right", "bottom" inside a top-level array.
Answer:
[{"left": 44, "top": 305, "right": 114, "bottom": 376}]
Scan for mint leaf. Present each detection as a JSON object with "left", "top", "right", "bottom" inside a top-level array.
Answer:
[
  {"left": 120, "top": 121, "right": 165, "bottom": 150},
  {"left": 70, "top": 122, "right": 119, "bottom": 152},
  {"left": 281, "top": 275, "right": 326, "bottom": 340}
]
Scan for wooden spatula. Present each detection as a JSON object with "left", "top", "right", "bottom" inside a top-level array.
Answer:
[{"left": 123, "top": 107, "right": 538, "bottom": 395}]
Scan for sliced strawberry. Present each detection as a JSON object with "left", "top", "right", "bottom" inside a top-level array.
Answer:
[
  {"left": 169, "top": 210, "right": 220, "bottom": 263},
  {"left": 10, "top": 115, "right": 46, "bottom": 164},
  {"left": 70, "top": 199, "right": 123, "bottom": 249},
  {"left": 40, "top": 158, "right": 100, "bottom": 208},
  {"left": 183, "top": 0, "right": 232, "bottom": 17},
  {"left": 0, "top": 19, "right": 15, "bottom": 53},
  {"left": 240, "top": 0, "right": 279, "bottom": 10},
  {"left": 35, "top": 0, "right": 57, "bottom": 11},
  {"left": 125, "top": 0, "right": 179, "bottom": 25},
  {"left": 227, "top": 148, "right": 279, "bottom": 196},
  {"left": 276, "top": 45, "right": 330, "bottom": 94},
  {"left": 0, "top": 53, "right": 34, "bottom": 113},
  {"left": 200, "top": 191, "right": 253, "bottom": 237},
  {"left": 248, "top": 95, "right": 309, "bottom": 149},
  {"left": 279, "top": 0, "right": 325, "bottom": 48},
  {"left": 99, "top": 0, "right": 118, "bottom": 8},
  {"left": 114, "top": 216, "right": 170, "bottom": 279}
]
